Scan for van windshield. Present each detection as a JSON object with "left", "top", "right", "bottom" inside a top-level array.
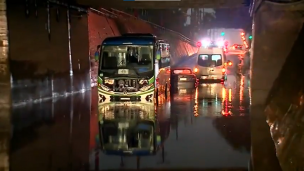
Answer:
[{"left": 197, "top": 54, "right": 223, "bottom": 67}]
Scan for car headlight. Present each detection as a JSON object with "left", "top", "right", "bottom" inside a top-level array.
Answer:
[{"left": 140, "top": 84, "right": 153, "bottom": 91}]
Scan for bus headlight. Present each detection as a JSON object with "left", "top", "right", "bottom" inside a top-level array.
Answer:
[
  {"left": 139, "top": 79, "right": 148, "bottom": 85},
  {"left": 100, "top": 84, "right": 110, "bottom": 91},
  {"left": 105, "top": 78, "right": 114, "bottom": 84},
  {"left": 140, "top": 84, "right": 153, "bottom": 91}
]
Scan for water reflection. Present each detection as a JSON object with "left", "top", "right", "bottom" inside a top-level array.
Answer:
[
  {"left": 166, "top": 75, "right": 250, "bottom": 169},
  {"left": 11, "top": 92, "right": 91, "bottom": 171},
  {"left": 10, "top": 74, "right": 251, "bottom": 170},
  {"left": 95, "top": 93, "right": 171, "bottom": 170},
  {"left": 98, "top": 102, "right": 159, "bottom": 156}
]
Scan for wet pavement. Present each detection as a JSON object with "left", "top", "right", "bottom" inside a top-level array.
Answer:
[{"left": 10, "top": 54, "right": 251, "bottom": 171}]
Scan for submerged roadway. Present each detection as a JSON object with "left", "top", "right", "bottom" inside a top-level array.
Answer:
[{"left": 10, "top": 52, "right": 251, "bottom": 170}]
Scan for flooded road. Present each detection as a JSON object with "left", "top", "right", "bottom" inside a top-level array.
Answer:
[
  {"left": 10, "top": 54, "right": 251, "bottom": 170},
  {"left": 94, "top": 53, "right": 251, "bottom": 170}
]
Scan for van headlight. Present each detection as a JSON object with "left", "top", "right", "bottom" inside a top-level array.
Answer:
[{"left": 140, "top": 84, "right": 153, "bottom": 91}]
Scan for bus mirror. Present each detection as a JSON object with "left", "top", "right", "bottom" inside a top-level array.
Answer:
[
  {"left": 156, "top": 52, "right": 161, "bottom": 60},
  {"left": 157, "top": 135, "right": 161, "bottom": 146},
  {"left": 94, "top": 51, "right": 99, "bottom": 61}
]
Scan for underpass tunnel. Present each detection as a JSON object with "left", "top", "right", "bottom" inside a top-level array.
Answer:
[
  {"left": 1, "top": 1, "right": 197, "bottom": 171},
  {"left": 1, "top": 0, "right": 304, "bottom": 170}
]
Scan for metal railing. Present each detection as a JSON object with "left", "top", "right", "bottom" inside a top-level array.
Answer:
[{"left": 90, "top": 8, "right": 118, "bottom": 19}]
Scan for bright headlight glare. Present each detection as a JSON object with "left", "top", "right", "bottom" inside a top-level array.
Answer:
[
  {"left": 100, "top": 84, "right": 110, "bottom": 91},
  {"left": 140, "top": 84, "right": 152, "bottom": 91},
  {"left": 105, "top": 79, "right": 114, "bottom": 84}
]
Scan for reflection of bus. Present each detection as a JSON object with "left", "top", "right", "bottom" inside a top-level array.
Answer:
[
  {"left": 98, "top": 102, "right": 161, "bottom": 156},
  {"left": 97, "top": 33, "right": 169, "bottom": 104}
]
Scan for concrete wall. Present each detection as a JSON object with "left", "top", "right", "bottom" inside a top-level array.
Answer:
[
  {"left": 7, "top": 2, "right": 197, "bottom": 103},
  {"left": 251, "top": 1, "right": 304, "bottom": 170},
  {"left": 8, "top": 3, "right": 91, "bottom": 104}
]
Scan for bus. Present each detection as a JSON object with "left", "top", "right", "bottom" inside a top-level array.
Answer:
[
  {"left": 96, "top": 33, "right": 170, "bottom": 156},
  {"left": 97, "top": 33, "right": 170, "bottom": 103}
]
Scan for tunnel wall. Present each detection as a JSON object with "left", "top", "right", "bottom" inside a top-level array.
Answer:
[
  {"left": 88, "top": 9, "right": 197, "bottom": 86},
  {"left": 8, "top": 2, "right": 196, "bottom": 104},
  {"left": 8, "top": 3, "right": 91, "bottom": 104},
  {"left": 250, "top": 1, "right": 304, "bottom": 170}
]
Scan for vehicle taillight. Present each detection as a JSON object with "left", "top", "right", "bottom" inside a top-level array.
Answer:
[
  {"left": 156, "top": 78, "right": 159, "bottom": 84},
  {"left": 166, "top": 69, "right": 170, "bottom": 74},
  {"left": 228, "top": 61, "right": 232, "bottom": 66},
  {"left": 193, "top": 68, "right": 198, "bottom": 73},
  {"left": 222, "top": 68, "right": 226, "bottom": 73},
  {"left": 196, "top": 41, "right": 202, "bottom": 47}
]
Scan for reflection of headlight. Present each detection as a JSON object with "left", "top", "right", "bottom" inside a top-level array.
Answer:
[
  {"left": 105, "top": 79, "right": 114, "bottom": 84},
  {"left": 139, "top": 79, "right": 148, "bottom": 84},
  {"left": 100, "top": 84, "right": 110, "bottom": 91},
  {"left": 140, "top": 84, "right": 153, "bottom": 91}
]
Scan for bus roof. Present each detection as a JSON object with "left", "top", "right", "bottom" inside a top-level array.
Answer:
[
  {"left": 122, "top": 33, "right": 156, "bottom": 37},
  {"left": 102, "top": 36, "right": 156, "bottom": 45}
]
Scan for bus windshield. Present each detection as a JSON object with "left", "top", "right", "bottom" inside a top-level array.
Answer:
[
  {"left": 100, "top": 45, "right": 153, "bottom": 73},
  {"left": 197, "top": 54, "right": 223, "bottom": 67}
]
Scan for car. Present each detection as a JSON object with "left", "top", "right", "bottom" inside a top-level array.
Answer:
[
  {"left": 232, "top": 44, "right": 243, "bottom": 50},
  {"left": 170, "top": 67, "right": 198, "bottom": 92}
]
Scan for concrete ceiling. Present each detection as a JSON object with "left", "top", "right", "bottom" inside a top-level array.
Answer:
[{"left": 77, "top": 0, "right": 247, "bottom": 9}]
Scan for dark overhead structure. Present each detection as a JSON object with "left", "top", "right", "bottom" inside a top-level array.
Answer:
[{"left": 76, "top": 0, "right": 247, "bottom": 9}]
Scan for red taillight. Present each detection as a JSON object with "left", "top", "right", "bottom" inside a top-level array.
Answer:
[
  {"left": 196, "top": 41, "right": 201, "bottom": 47},
  {"left": 228, "top": 61, "right": 232, "bottom": 66},
  {"left": 166, "top": 69, "right": 171, "bottom": 74},
  {"left": 173, "top": 69, "right": 191, "bottom": 74}
]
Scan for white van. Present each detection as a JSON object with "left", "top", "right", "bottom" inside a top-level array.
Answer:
[
  {"left": 193, "top": 47, "right": 230, "bottom": 83},
  {"left": 159, "top": 41, "right": 170, "bottom": 58}
]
